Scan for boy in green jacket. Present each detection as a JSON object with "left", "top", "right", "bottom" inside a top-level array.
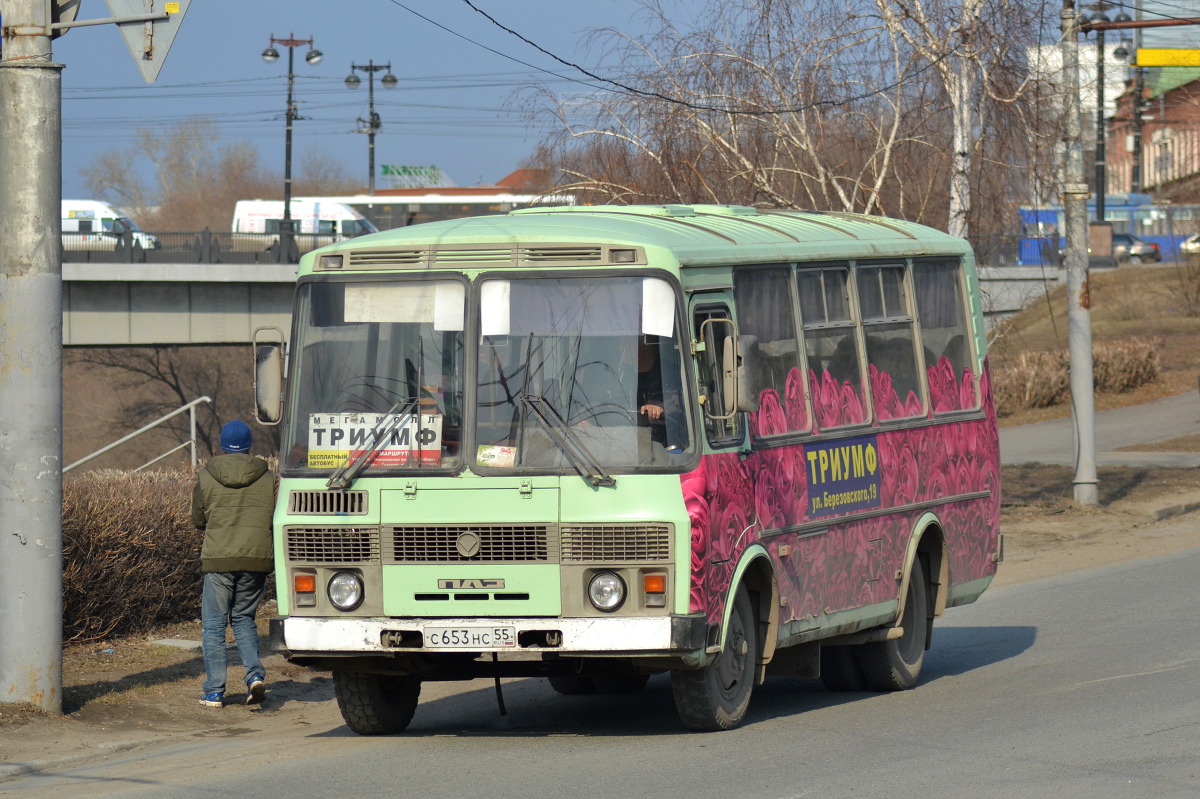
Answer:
[{"left": 192, "top": 420, "right": 276, "bottom": 708}]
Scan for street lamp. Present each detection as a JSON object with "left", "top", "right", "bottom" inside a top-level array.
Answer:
[
  {"left": 263, "top": 34, "right": 323, "bottom": 262},
  {"left": 1082, "top": 3, "right": 1132, "bottom": 223},
  {"left": 345, "top": 60, "right": 397, "bottom": 195}
]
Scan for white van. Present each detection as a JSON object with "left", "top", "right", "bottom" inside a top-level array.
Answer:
[
  {"left": 62, "top": 200, "right": 160, "bottom": 251},
  {"left": 232, "top": 199, "right": 377, "bottom": 238}
]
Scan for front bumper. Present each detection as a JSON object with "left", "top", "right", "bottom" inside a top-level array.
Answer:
[{"left": 272, "top": 614, "right": 708, "bottom": 656}]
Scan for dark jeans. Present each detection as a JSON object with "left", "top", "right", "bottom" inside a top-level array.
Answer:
[{"left": 201, "top": 571, "right": 267, "bottom": 695}]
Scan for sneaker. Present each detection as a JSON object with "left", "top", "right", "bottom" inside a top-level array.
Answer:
[
  {"left": 200, "top": 691, "right": 224, "bottom": 708},
  {"left": 246, "top": 676, "right": 266, "bottom": 706}
]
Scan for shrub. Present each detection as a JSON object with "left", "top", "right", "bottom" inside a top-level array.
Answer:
[
  {"left": 1092, "top": 338, "right": 1161, "bottom": 393},
  {"left": 62, "top": 468, "right": 202, "bottom": 643},
  {"left": 991, "top": 350, "right": 1069, "bottom": 416},
  {"left": 991, "top": 337, "right": 1160, "bottom": 417}
]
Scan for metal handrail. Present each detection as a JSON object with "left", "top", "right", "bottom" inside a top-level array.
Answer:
[{"left": 63, "top": 396, "right": 213, "bottom": 473}]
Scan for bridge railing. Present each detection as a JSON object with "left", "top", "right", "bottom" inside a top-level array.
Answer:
[
  {"left": 62, "top": 229, "right": 367, "bottom": 265},
  {"left": 63, "top": 396, "right": 213, "bottom": 474}
]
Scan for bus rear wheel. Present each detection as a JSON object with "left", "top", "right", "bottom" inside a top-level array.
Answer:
[
  {"left": 670, "top": 585, "right": 756, "bottom": 731},
  {"left": 857, "top": 556, "right": 929, "bottom": 691},
  {"left": 333, "top": 671, "right": 421, "bottom": 735}
]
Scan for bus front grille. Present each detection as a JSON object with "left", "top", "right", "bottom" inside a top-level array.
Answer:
[
  {"left": 288, "top": 490, "right": 368, "bottom": 515},
  {"left": 560, "top": 524, "right": 673, "bottom": 562},
  {"left": 385, "top": 524, "right": 555, "bottom": 563},
  {"left": 285, "top": 526, "right": 380, "bottom": 563}
]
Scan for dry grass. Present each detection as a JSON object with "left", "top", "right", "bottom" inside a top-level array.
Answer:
[
  {"left": 990, "top": 264, "right": 1200, "bottom": 426},
  {"left": 61, "top": 468, "right": 203, "bottom": 643}
]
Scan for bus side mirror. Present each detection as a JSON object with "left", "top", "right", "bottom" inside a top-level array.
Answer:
[
  {"left": 721, "top": 335, "right": 738, "bottom": 417},
  {"left": 735, "top": 334, "right": 761, "bottom": 413},
  {"left": 253, "top": 327, "right": 286, "bottom": 425}
]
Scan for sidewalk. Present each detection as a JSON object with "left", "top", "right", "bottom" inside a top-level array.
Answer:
[{"left": 999, "top": 389, "right": 1200, "bottom": 467}]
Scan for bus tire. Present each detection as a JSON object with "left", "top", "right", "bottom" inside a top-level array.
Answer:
[
  {"left": 857, "top": 556, "right": 928, "bottom": 691},
  {"left": 670, "top": 585, "right": 756, "bottom": 731},
  {"left": 547, "top": 675, "right": 597, "bottom": 695},
  {"left": 593, "top": 674, "right": 651, "bottom": 694},
  {"left": 333, "top": 670, "right": 421, "bottom": 735},
  {"left": 819, "top": 644, "right": 868, "bottom": 691}
]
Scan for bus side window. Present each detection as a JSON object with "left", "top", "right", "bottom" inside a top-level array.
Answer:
[
  {"left": 797, "top": 266, "right": 866, "bottom": 428},
  {"left": 731, "top": 267, "right": 810, "bottom": 436},
  {"left": 912, "top": 259, "right": 977, "bottom": 412},
  {"left": 692, "top": 306, "right": 741, "bottom": 446},
  {"left": 858, "top": 264, "right": 924, "bottom": 420}
]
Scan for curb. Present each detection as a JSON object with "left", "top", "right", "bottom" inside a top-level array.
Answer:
[{"left": 1151, "top": 500, "right": 1200, "bottom": 522}]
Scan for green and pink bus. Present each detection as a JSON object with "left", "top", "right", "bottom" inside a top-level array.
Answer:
[{"left": 253, "top": 204, "right": 1002, "bottom": 733}]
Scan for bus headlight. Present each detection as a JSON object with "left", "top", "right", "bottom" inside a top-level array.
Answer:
[
  {"left": 588, "top": 572, "right": 626, "bottom": 612},
  {"left": 328, "top": 571, "right": 364, "bottom": 611}
]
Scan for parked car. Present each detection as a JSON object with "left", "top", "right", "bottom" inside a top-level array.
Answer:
[
  {"left": 1180, "top": 233, "right": 1200, "bottom": 256},
  {"left": 1058, "top": 232, "right": 1161, "bottom": 265},
  {"left": 1111, "top": 233, "right": 1161, "bottom": 264}
]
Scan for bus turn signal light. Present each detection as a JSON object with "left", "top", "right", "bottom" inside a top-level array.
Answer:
[
  {"left": 295, "top": 574, "right": 317, "bottom": 606},
  {"left": 644, "top": 574, "right": 666, "bottom": 606}
]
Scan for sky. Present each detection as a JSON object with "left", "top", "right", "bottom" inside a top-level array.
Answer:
[
  {"left": 47, "top": 0, "right": 1200, "bottom": 202},
  {"left": 51, "top": 0, "right": 663, "bottom": 198}
]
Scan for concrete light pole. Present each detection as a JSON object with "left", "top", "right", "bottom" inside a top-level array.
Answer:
[
  {"left": 0, "top": 0, "right": 65, "bottom": 712},
  {"left": 345, "top": 60, "right": 397, "bottom": 195},
  {"left": 262, "top": 34, "right": 322, "bottom": 263},
  {"left": 1062, "top": 0, "right": 1100, "bottom": 506}
]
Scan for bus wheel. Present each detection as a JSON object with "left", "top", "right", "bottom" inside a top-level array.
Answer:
[
  {"left": 670, "top": 585, "right": 756, "bottom": 731},
  {"left": 333, "top": 671, "right": 421, "bottom": 735},
  {"left": 858, "top": 556, "right": 928, "bottom": 691},
  {"left": 547, "top": 675, "right": 597, "bottom": 695},
  {"left": 819, "top": 644, "right": 868, "bottom": 691},
  {"left": 593, "top": 674, "right": 651, "bottom": 694}
]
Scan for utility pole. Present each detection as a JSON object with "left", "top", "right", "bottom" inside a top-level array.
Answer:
[
  {"left": 1131, "top": 66, "right": 1145, "bottom": 193},
  {"left": 346, "top": 60, "right": 397, "bottom": 195},
  {"left": 0, "top": 0, "right": 66, "bottom": 711},
  {"left": 1062, "top": 0, "right": 1100, "bottom": 506}
]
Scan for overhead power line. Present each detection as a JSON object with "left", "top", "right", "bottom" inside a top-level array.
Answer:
[{"left": 456, "top": 0, "right": 954, "bottom": 115}]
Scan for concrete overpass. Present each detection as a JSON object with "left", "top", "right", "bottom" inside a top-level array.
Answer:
[
  {"left": 63, "top": 263, "right": 297, "bottom": 346},
  {"left": 61, "top": 263, "right": 1058, "bottom": 346}
]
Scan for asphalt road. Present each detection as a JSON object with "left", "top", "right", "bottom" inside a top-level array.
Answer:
[
  {"left": 7, "top": 548, "right": 1199, "bottom": 798},
  {"left": 1000, "top": 388, "right": 1200, "bottom": 467}
]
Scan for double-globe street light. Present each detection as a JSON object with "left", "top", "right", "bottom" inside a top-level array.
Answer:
[
  {"left": 263, "top": 34, "right": 323, "bottom": 262},
  {"left": 345, "top": 61, "right": 397, "bottom": 195}
]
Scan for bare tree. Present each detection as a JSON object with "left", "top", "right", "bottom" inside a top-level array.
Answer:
[
  {"left": 527, "top": 0, "right": 1048, "bottom": 244},
  {"left": 871, "top": 0, "right": 1044, "bottom": 240},
  {"left": 80, "top": 116, "right": 360, "bottom": 231},
  {"left": 65, "top": 346, "right": 279, "bottom": 464},
  {"left": 530, "top": 0, "right": 934, "bottom": 215}
]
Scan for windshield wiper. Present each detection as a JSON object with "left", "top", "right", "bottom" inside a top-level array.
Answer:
[
  {"left": 326, "top": 396, "right": 419, "bottom": 490},
  {"left": 519, "top": 394, "right": 615, "bottom": 488},
  {"left": 327, "top": 337, "right": 428, "bottom": 490}
]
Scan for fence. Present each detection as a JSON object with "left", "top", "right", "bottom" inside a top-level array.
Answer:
[{"left": 61, "top": 229, "right": 365, "bottom": 265}]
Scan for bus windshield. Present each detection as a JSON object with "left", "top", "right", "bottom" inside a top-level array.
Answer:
[
  {"left": 280, "top": 274, "right": 694, "bottom": 475},
  {"left": 282, "top": 279, "right": 467, "bottom": 472},
  {"left": 475, "top": 275, "right": 693, "bottom": 471}
]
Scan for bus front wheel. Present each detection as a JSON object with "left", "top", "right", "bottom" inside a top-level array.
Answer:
[
  {"left": 333, "top": 670, "right": 421, "bottom": 735},
  {"left": 670, "top": 585, "right": 757, "bottom": 731},
  {"left": 857, "top": 556, "right": 929, "bottom": 691}
]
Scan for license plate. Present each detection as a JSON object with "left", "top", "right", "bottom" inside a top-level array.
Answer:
[{"left": 424, "top": 626, "right": 516, "bottom": 649}]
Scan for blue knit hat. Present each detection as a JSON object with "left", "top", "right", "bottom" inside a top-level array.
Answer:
[{"left": 220, "top": 420, "right": 252, "bottom": 453}]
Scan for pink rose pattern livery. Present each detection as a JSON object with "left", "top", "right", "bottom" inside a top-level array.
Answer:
[{"left": 680, "top": 357, "right": 1000, "bottom": 625}]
